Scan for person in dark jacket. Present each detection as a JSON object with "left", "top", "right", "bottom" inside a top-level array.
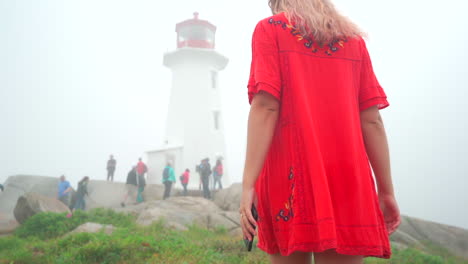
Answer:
[
  {"left": 73, "top": 176, "right": 89, "bottom": 211},
  {"left": 106, "top": 155, "right": 117, "bottom": 181},
  {"left": 199, "top": 158, "right": 212, "bottom": 199},
  {"left": 121, "top": 166, "right": 137, "bottom": 207}
]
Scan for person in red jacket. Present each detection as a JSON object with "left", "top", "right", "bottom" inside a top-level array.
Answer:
[
  {"left": 213, "top": 159, "right": 223, "bottom": 190},
  {"left": 136, "top": 158, "right": 147, "bottom": 203},
  {"left": 180, "top": 169, "right": 190, "bottom": 196}
]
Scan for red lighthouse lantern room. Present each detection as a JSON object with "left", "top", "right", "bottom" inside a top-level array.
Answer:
[{"left": 176, "top": 12, "right": 216, "bottom": 49}]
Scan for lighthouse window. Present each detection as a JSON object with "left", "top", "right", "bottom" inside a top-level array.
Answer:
[
  {"left": 211, "top": 71, "right": 218, "bottom": 89},
  {"left": 213, "top": 111, "right": 220, "bottom": 131}
]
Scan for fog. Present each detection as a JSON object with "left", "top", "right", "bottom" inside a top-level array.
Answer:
[{"left": 0, "top": 0, "right": 467, "bottom": 229}]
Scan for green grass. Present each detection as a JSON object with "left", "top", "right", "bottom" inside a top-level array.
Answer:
[{"left": 0, "top": 211, "right": 466, "bottom": 264}]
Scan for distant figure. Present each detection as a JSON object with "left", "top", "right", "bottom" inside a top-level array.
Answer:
[
  {"left": 0, "top": 184, "right": 4, "bottom": 192},
  {"left": 73, "top": 176, "right": 89, "bottom": 211},
  {"left": 213, "top": 159, "right": 223, "bottom": 190},
  {"left": 136, "top": 170, "right": 146, "bottom": 203},
  {"left": 57, "top": 175, "right": 73, "bottom": 207},
  {"left": 136, "top": 158, "right": 148, "bottom": 203},
  {"left": 162, "top": 162, "right": 176, "bottom": 199},
  {"left": 106, "top": 155, "right": 117, "bottom": 181},
  {"left": 199, "top": 158, "right": 212, "bottom": 199},
  {"left": 121, "top": 166, "right": 138, "bottom": 207},
  {"left": 196, "top": 160, "right": 203, "bottom": 190},
  {"left": 180, "top": 169, "right": 190, "bottom": 196}
]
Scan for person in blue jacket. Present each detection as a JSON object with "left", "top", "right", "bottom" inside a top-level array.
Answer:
[{"left": 162, "top": 162, "right": 176, "bottom": 200}]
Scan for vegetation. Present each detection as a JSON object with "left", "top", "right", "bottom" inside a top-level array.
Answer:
[{"left": 0, "top": 210, "right": 466, "bottom": 264}]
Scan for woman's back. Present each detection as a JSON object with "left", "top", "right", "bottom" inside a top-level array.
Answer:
[{"left": 245, "top": 12, "right": 392, "bottom": 259}]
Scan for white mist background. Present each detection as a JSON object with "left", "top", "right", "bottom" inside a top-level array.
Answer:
[{"left": 0, "top": 0, "right": 467, "bottom": 229}]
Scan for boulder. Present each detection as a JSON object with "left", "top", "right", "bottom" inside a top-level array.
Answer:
[
  {"left": 212, "top": 183, "right": 242, "bottom": 211},
  {"left": 115, "top": 196, "right": 241, "bottom": 236},
  {"left": 69, "top": 222, "right": 115, "bottom": 235},
  {"left": 13, "top": 192, "right": 71, "bottom": 224},
  {"left": 82, "top": 180, "right": 165, "bottom": 210},
  {"left": 0, "top": 175, "right": 67, "bottom": 223}
]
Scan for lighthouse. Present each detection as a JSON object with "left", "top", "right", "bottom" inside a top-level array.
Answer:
[{"left": 146, "top": 12, "right": 229, "bottom": 188}]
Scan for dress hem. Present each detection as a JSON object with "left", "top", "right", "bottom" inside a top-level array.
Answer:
[{"left": 257, "top": 240, "right": 391, "bottom": 259}]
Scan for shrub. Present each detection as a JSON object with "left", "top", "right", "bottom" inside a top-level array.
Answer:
[{"left": 14, "top": 208, "right": 135, "bottom": 240}]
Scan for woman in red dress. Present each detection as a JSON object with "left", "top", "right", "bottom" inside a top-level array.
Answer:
[{"left": 239, "top": 0, "right": 401, "bottom": 263}]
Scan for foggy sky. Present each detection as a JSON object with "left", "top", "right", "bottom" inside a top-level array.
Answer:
[{"left": 0, "top": 0, "right": 467, "bottom": 229}]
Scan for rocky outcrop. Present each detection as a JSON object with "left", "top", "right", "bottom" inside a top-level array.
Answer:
[
  {"left": 13, "top": 192, "right": 71, "bottom": 224},
  {"left": 65, "top": 180, "right": 165, "bottom": 210},
  {"left": 2, "top": 175, "right": 468, "bottom": 260},
  {"left": 0, "top": 175, "right": 66, "bottom": 222},
  {"left": 212, "top": 183, "right": 241, "bottom": 211},
  {"left": 69, "top": 222, "right": 115, "bottom": 235},
  {"left": 0, "top": 175, "right": 165, "bottom": 221},
  {"left": 115, "top": 196, "right": 241, "bottom": 235},
  {"left": 391, "top": 216, "right": 468, "bottom": 259}
]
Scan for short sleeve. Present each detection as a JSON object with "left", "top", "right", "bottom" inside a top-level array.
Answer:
[
  {"left": 247, "top": 21, "right": 282, "bottom": 104},
  {"left": 359, "top": 39, "right": 389, "bottom": 111}
]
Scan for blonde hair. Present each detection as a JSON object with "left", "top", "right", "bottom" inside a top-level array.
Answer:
[{"left": 269, "top": 0, "right": 364, "bottom": 45}]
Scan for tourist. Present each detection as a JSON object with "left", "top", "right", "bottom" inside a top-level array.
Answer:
[
  {"left": 136, "top": 158, "right": 147, "bottom": 203},
  {"left": 162, "top": 162, "right": 176, "bottom": 199},
  {"left": 136, "top": 158, "right": 147, "bottom": 179},
  {"left": 73, "top": 176, "right": 89, "bottom": 211},
  {"left": 136, "top": 169, "right": 146, "bottom": 203},
  {"left": 106, "top": 155, "right": 117, "bottom": 181},
  {"left": 213, "top": 159, "right": 223, "bottom": 190},
  {"left": 180, "top": 169, "right": 190, "bottom": 196},
  {"left": 196, "top": 160, "right": 203, "bottom": 190},
  {"left": 0, "top": 184, "right": 3, "bottom": 192},
  {"left": 199, "top": 158, "right": 212, "bottom": 199},
  {"left": 239, "top": 1, "right": 400, "bottom": 262},
  {"left": 121, "top": 166, "right": 138, "bottom": 207},
  {"left": 57, "top": 175, "right": 73, "bottom": 207}
]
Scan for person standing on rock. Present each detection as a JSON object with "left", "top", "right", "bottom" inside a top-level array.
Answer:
[
  {"left": 106, "top": 155, "right": 117, "bottom": 182},
  {"left": 213, "top": 159, "right": 224, "bottom": 190},
  {"left": 136, "top": 169, "right": 146, "bottom": 203},
  {"left": 180, "top": 168, "right": 190, "bottom": 196},
  {"left": 162, "top": 162, "right": 176, "bottom": 200},
  {"left": 199, "top": 158, "right": 212, "bottom": 199},
  {"left": 57, "top": 175, "right": 73, "bottom": 207},
  {"left": 73, "top": 176, "right": 89, "bottom": 211},
  {"left": 239, "top": 1, "right": 401, "bottom": 262},
  {"left": 121, "top": 166, "right": 138, "bottom": 207},
  {"left": 136, "top": 158, "right": 148, "bottom": 203}
]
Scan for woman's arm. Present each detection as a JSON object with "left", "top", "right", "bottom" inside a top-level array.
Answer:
[
  {"left": 360, "top": 106, "right": 393, "bottom": 195},
  {"left": 240, "top": 90, "right": 280, "bottom": 240},
  {"left": 360, "top": 106, "right": 401, "bottom": 234}
]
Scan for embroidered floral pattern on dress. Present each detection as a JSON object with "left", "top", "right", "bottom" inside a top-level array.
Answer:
[
  {"left": 268, "top": 17, "right": 346, "bottom": 56},
  {"left": 276, "top": 166, "right": 295, "bottom": 222}
]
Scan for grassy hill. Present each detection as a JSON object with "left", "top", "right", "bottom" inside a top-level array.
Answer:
[{"left": 0, "top": 209, "right": 466, "bottom": 264}]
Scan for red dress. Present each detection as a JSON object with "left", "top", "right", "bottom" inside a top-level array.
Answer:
[{"left": 247, "top": 13, "right": 391, "bottom": 259}]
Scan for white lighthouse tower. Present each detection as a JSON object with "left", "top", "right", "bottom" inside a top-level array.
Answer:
[{"left": 147, "top": 12, "right": 229, "bottom": 188}]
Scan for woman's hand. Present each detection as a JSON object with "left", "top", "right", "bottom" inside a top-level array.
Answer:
[
  {"left": 239, "top": 186, "right": 257, "bottom": 241},
  {"left": 378, "top": 193, "right": 401, "bottom": 235}
]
